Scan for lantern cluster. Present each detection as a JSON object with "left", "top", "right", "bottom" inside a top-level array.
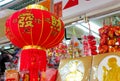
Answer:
[
  {"left": 82, "top": 35, "right": 97, "bottom": 56},
  {"left": 98, "top": 25, "right": 120, "bottom": 54}
]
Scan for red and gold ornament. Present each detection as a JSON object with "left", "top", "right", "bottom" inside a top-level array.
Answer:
[{"left": 5, "top": 4, "right": 64, "bottom": 81}]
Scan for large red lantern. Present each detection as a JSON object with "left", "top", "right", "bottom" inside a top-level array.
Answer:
[{"left": 5, "top": 5, "right": 64, "bottom": 81}]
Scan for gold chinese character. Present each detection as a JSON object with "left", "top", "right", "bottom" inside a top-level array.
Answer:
[
  {"left": 25, "top": 21, "right": 33, "bottom": 27},
  {"left": 18, "top": 16, "right": 25, "bottom": 27},
  {"left": 18, "top": 13, "right": 34, "bottom": 27},
  {"left": 25, "top": 16, "right": 33, "bottom": 21},
  {"left": 51, "top": 16, "right": 62, "bottom": 32},
  {"left": 56, "top": 19, "right": 62, "bottom": 31},
  {"left": 51, "top": 16, "right": 57, "bottom": 27}
]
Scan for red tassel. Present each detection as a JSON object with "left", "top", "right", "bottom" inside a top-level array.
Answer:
[{"left": 20, "top": 49, "right": 47, "bottom": 81}]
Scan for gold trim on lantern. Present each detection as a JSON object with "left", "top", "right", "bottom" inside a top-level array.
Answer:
[
  {"left": 41, "top": 28, "right": 53, "bottom": 46},
  {"left": 36, "top": 12, "right": 44, "bottom": 45},
  {"left": 47, "top": 32, "right": 64, "bottom": 47},
  {"left": 23, "top": 45, "right": 46, "bottom": 50},
  {"left": 26, "top": 4, "right": 48, "bottom": 11}
]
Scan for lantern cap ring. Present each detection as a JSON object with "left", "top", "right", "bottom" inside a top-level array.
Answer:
[
  {"left": 26, "top": 4, "right": 48, "bottom": 11},
  {"left": 23, "top": 45, "right": 46, "bottom": 50}
]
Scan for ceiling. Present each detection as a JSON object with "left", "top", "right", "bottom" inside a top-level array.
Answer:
[{"left": 0, "top": 0, "right": 43, "bottom": 10}]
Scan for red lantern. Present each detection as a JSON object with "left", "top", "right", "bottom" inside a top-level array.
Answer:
[
  {"left": 6, "top": 9, "right": 64, "bottom": 49},
  {"left": 5, "top": 6, "right": 64, "bottom": 81}
]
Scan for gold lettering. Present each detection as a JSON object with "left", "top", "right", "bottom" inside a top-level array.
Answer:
[
  {"left": 18, "top": 16, "right": 25, "bottom": 27},
  {"left": 18, "top": 13, "right": 34, "bottom": 27},
  {"left": 56, "top": 19, "right": 61, "bottom": 31},
  {"left": 56, "top": 19, "right": 61, "bottom": 27},
  {"left": 51, "top": 16, "right": 57, "bottom": 27},
  {"left": 25, "top": 21, "right": 33, "bottom": 27},
  {"left": 25, "top": 15, "right": 34, "bottom": 21},
  {"left": 51, "top": 16, "right": 62, "bottom": 32}
]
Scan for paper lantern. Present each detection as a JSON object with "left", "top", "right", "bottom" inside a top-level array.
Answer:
[{"left": 5, "top": 5, "right": 64, "bottom": 81}]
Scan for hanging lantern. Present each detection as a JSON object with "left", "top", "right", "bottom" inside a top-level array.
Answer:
[{"left": 5, "top": 4, "right": 64, "bottom": 81}]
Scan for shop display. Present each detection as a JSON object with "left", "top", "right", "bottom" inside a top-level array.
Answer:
[
  {"left": 46, "top": 36, "right": 82, "bottom": 68},
  {"left": 47, "top": 42, "right": 67, "bottom": 68},
  {"left": 90, "top": 52, "right": 120, "bottom": 81},
  {"left": 68, "top": 36, "right": 82, "bottom": 58},
  {"left": 54, "top": 42, "right": 68, "bottom": 59},
  {"left": 0, "top": 0, "right": 119, "bottom": 81},
  {"left": 82, "top": 35, "right": 97, "bottom": 56},
  {"left": 98, "top": 19, "right": 120, "bottom": 54},
  {"left": 56, "top": 56, "right": 92, "bottom": 81},
  {"left": 82, "top": 22, "right": 97, "bottom": 56}
]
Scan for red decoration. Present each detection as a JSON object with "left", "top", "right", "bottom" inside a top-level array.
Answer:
[
  {"left": 98, "top": 23, "right": 120, "bottom": 54},
  {"left": 98, "top": 45, "right": 108, "bottom": 54},
  {"left": 6, "top": 9, "right": 64, "bottom": 49},
  {"left": 63, "top": 0, "right": 79, "bottom": 9},
  {"left": 5, "top": 8, "right": 64, "bottom": 81},
  {"left": 82, "top": 35, "right": 97, "bottom": 56}
]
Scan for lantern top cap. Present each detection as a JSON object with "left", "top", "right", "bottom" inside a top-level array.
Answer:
[{"left": 26, "top": 4, "right": 48, "bottom": 11}]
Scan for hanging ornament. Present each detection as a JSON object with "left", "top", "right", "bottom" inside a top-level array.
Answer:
[
  {"left": 98, "top": 17, "right": 120, "bottom": 54},
  {"left": 5, "top": 4, "right": 64, "bottom": 81},
  {"left": 82, "top": 17, "right": 97, "bottom": 56}
]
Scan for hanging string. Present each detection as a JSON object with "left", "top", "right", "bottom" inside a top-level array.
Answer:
[
  {"left": 84, "top": 15, "right": 91, "bottom": 35},
  {"left": 109, "top": 17, "right": 112, "bottom": 26},
  {"left": 88, "top": 22, "right": 92, "bottom": 35},
  {"left": 72, "top": 26, "right": 76, "bottom": 36},
  {"left": 103, "top": 18, "right": 105, "bottom": 26}
]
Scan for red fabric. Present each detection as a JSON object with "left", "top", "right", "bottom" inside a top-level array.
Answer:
[
  {"left": 20, "top": 49, "right": 47, "bottom": 81},
  {"left": 63, "top": 0, "right": 79, "bottom": 9},
  {"left": 5, "top": 9, "right": 64, "bottom": 49}
]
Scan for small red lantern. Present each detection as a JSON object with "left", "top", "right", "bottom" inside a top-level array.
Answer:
[{"left": 5, "top": 5, "right": 64, "bottom": 81}]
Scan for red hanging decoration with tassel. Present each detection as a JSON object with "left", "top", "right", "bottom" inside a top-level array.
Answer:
[{"left": 5, "top": 4, "right": 64, "bottom": 81}]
